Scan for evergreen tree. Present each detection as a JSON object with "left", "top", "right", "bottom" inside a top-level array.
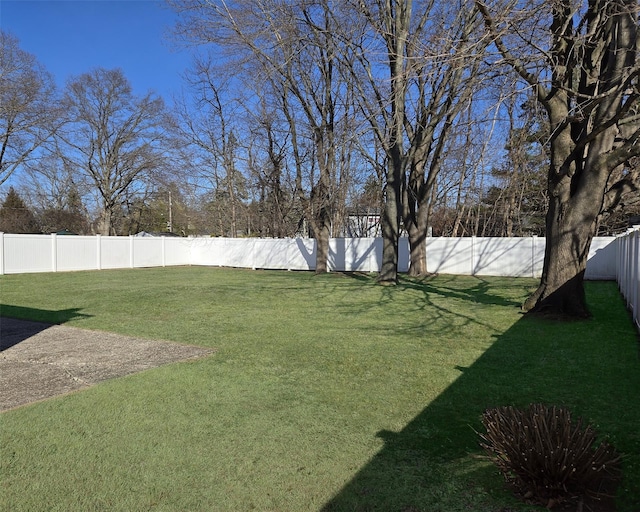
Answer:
[
  {"left": 37, "top": 186, "right": 90, "bottom": 234},
  {"left": 0, "top": 187, "right": 40, "bottom": 233}
]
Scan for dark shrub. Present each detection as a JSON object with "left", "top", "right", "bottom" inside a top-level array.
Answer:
[{"left": 478, "top": 404, "right": 621, "bottom": 509}]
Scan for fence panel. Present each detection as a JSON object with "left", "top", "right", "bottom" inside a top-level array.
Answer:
[
  {"left": 190, "top": 238, "right": 258, "bottom": 268},
  {"left": 287, "top": 238, "right": 316, "bottom": 270},
  {"left": 190, "top": 237, "right": 225, "bottom": 267},
  {"left": 329, "top": 238, "right": 379, "bottom": 272},
  {"left": 398, "top": 238, "right": 410, "bottom": 273},
  {"left": 164, "top": 238, "right": 192, "bottom": 267},
  {"left": 57, "top": 235, "right": 99, "bottom": 272},
  {"left": 425, "top": 238, "right": 474, "bottom": 275},
  {"left": 132, "top": 237, "right": 164, "bottom": 268},
  {"left": 252, "top": 238, "right": 283, "bottom": 269},
  {"left": 252, "top": 239, "right": 300, "bottom": 270},
  {"left": 192, "top": 238, "right": 318, "bottom": 271},
  {"left": 585, "top": 237, "right": 618, "bottom": 280},
  {"left": 100, "top": 236, "right": 132, "bottom": 270},
  {"left": 474, "top": 237, "right": 539, "bottom": 277},
  {"left": 222, "top": 238, "right": 257, "bottom": 268},
  {"left": 2, "top": 234, "right": 53, "bottom": 273}
]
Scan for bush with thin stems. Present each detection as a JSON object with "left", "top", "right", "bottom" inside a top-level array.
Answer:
[{"left": 478, "top": 404, "right": 622, "bottom": 509}]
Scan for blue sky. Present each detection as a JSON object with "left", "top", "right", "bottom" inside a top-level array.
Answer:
[{"left": 0, "top": 0, "right": 193, "bottom": 101}]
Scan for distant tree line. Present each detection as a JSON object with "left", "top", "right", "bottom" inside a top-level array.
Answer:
[{"left": 2, "top": 14, "right": 637, "bottom": 240}]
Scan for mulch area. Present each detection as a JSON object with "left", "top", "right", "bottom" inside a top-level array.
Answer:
[{"left": 0, "top": 317, "right": 214, "bottom": 412}]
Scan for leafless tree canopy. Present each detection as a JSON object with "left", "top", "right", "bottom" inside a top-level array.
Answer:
[
  {"left": 0, "top": 31, "right": 60, "bottom": 186},
  {"left": 59, "top": 68, "right": 167, "bottom": 235}
]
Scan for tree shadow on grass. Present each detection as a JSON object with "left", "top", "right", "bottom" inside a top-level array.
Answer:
[
  {"left": 338, "top": 272, "right": 530, "bottom": 310},
  {"left": 0, "top": 305, "right": 91, "bottom": 351},
  {"left": 321, "top": 281, "right": 640, "bottom": 512},
  {"left": 396, "top": 274, "right": 528, "bottom": 308}
]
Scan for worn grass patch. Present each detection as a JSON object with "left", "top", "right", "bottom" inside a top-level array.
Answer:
[{"left": 1, "top": 267, "right": 638, "bottom": 511}]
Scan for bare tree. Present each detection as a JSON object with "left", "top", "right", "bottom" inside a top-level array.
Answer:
[
  {"left": 170, "top": 0, "right": 356, "bottom": 272},
  {"left": 18, "top": 149, "right": 91, "bottom": 234},
  {"left": 59, "top": 68, "right": 167, "bottom": 235},
  {"left": 487, "top": 94, "right": 548, "bottom": 236},
  {"left": 173, "top": 63, "right": 247, "bottom": 236},
  {"left": 401, "top": 2, "right": 484, "bottom": 275},
  {"left": 339, "top": 0, "right": 413, "bottom": 283},
  {"left": 477, "top": 0, "right": 640, "bottom": 317},
  {"left": 20, "top": 150, "right": 82, "bottom": 211},
  {"left": 335, "top": 0, "right": 487, "bottom": 280},
  {"left": 245, "top": 98, "right": 299, "bottom": 238},
  {"left": 0, "top": 31, "right": 60, "bottom": 187}
]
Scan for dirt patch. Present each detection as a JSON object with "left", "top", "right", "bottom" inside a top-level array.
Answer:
[{"left": 0, "top": 317, "right": 215, "bottom": 412}]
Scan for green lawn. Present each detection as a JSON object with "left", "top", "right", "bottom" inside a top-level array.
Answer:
[{"left": 1, "top": 267, "right": 638, "bottom": 511}]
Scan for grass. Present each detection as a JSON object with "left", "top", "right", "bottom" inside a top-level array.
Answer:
[{"left": 0, "top": 267, "right": 638, "bottom": 511}]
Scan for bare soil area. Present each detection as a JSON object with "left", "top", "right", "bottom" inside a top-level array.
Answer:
[{"left": 0, "top": 317, "right": 214, "bottom": 412}]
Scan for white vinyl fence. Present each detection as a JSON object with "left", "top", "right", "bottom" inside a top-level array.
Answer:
[
  {"left": 617, "top": 227, "right": 640, "bottom": 330},
  {"left": 1, "top": 230, "right": 637, "bottom": 330},
  {"left": 0, "top": 232, "right": 619, "bottom": 279},
  {"left": 0, "top": 234, "right": 192, "bottom": 274}
]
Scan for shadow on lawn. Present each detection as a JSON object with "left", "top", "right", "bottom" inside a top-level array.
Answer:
[
  {"left": 322, "top": 280, "right": 640, "bottom": 512},
  {"left": 397, "top": 274, "right": 526, "bottom": 308},
  {"left": 0, "top": 305, "right": 91, "bottom": 351}
]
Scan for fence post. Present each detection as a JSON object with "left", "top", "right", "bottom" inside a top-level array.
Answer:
[
  {"left": 51, "top": 233, "right": 58, "bottom": 272},
  {"left": 531, "top": 236, "right": 536, "bottom": 278},
  {"left": 161, "top": 236, "right": 166, "bottom": 267},
  {"left": 96, "top": 235, "right": 102, "bottom": 270},
  {"left": 633, "top": 230, "right": 639, "bottom": 328},
  {"left": 129, "top": 235, "right": 135, "bottom": 268},
  {"left": 252, "top": 238, "right": 256, "bottom": 270},
  {"left": 619, "top": 232, "right": 628, "bottom": 298},
  {"left": 471, "top": 236, "right": 476, "bottom": 276},
  {"left": 0, "top": 232, "right": 4, "bottom": 275}
]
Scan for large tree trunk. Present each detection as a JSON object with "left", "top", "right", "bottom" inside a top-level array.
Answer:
[
  {"left": 98, "top": 208, "right": 113, "bottom": 236},
  {"left": 407, "top": 225, "right": 427, "bottom": 276},
  {"left": 524, "top": 84, "right": 623, "bottom": 316},
  {"left": 523, "top": 148, "right": 614, "bottom": 317},
  {"left": 523, "top": 196, "right": 596, "bottom": 317},
  {"left": 406, "top": 186, "right": 430, "bottom": 276},
  {"left": 379, "top": 151, "right": 402, "bottom": 284},
  {"left": 377, "top": 0, "right": 411, "bottom": 286},
  {"left": 379, "top": 197, "right": 400, "bottom": 283},
  {"left": 315, "top": 207, "right": 331, "bottom": 274}
]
